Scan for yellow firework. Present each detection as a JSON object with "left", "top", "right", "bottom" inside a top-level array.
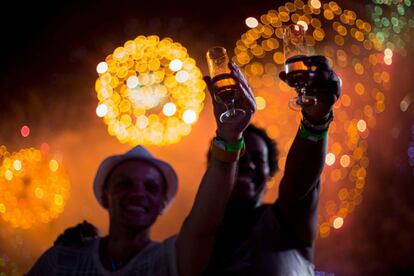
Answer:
[
  {"left": 95, "top": 35, "right": 206, "bottom": 146},
  {"left": 0, "top": 147, "right": 70, "bottom": 229}
]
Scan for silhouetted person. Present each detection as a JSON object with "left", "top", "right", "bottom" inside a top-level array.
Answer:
[{"left": 204, "top": 56, "right": 341, "bottom": 275}]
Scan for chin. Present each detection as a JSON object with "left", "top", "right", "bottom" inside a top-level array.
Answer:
[
  {"left": 120, "top": 211, "right": 157, "bottom": 230},
  {"left": 121, "top": 218, "right": 154, "bottom": 231}
]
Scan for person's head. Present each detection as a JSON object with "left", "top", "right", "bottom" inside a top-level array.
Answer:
[
  {"left": 93, "top": 146, "right": 178, "bottom": 231},
  {"left": 208, "top": 124, "right": 279, "bottom": 208}
]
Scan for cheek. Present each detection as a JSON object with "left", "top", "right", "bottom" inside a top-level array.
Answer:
[
  {"left": 256, "top": 164, "right": 270, "bottom": 177},
  {"left": 254, "top": 165, "right": 270, "bottom": 185},
  {"left": 106, "top": 192, "right": 125, "bottom": 210},
  {"left": 147, "top": 193, "right": 166, "bottom": 211},
  {"left": 262, "top": 162, "right": 270, "bottom": 177}
]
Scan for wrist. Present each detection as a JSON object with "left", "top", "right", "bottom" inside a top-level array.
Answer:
[
  {"left": 301, "top": 110, "right": 334, "bottom": 132},
  {"left": 213, "top": 136, "right": 245, "bottom": 153},
  {"left": 216, "top": 130, "right": 242, "bottom": 144},
  {"left": 302, "top": 108, "right": 333, "bottom": 125},
  {"left": 210, "top": 137, "right": 246, "bottom": 162},
  {"left": 298, "top": 123, "right": 328, "bottom": 142}
]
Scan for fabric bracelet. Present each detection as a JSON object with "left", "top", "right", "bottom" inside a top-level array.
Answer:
[
  {"left": 213, "top": 136, "right": 245, "bottom": 153},
  {"left": 298, "top": 122, "right": 328, "bottom": 142},
  {"left": 210, "top": 140, "right": 246, "bottom": 162}
]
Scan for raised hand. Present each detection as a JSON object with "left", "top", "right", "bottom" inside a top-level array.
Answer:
[
  {"left": 204, "top": 61, "right": 256, "bottom": 142},
  {"left": 280, "top": 55, "right": 341, "bottom": 124}
]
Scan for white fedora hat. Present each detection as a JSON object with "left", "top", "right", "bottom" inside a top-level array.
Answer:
[{"left": 93, "top": 146, "right": 178, "bottom": 210}]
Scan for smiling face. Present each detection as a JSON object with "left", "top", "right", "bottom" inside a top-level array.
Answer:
[
  {"left": 103, "top": 159, "right": 166, "bottom": 231},
  {"left": 232, "top": 132, "right": 270, "bottom": 207}
]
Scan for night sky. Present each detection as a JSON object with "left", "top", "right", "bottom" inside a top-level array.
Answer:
[{"left": 1, "top": 0, "right": 414, "bottom": 275}]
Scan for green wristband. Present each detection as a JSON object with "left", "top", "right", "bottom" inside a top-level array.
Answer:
[
  {"left": 225, "top": 138, "right": 245, "bottom": 152},
  {"left": 298, "top": 122, "right": 328, "bottom": 142},
  {"left": 213, "top": 137, "right": 245, "bottom": 153}
]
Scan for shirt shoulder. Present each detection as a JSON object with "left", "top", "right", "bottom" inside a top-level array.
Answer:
[{"left": 26, "top": 238, "right": 99, "bottom": 275}]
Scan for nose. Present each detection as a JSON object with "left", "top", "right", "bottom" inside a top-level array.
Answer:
[{"left": 130, "top": 181, "right": 147, "bottom": 195}]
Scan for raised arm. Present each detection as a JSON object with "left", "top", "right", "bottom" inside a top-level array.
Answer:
[
  {"left": 176, "top": 61, "right": 256, "bottom": 276},
  {"left": 276, "top": 56, "right": 341, "bottom": 248}
]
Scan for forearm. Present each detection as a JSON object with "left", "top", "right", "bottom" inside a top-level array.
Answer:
[
  {"left": 271, "top": 130, "right": 327, "bottom": 248},
  {"left": 279, "top": 129, "right": 327, "bottom": 203},
  {"left": 176, "top": 157, "right": 237, "bottom": 276},
  {"left": 184, "top": 158, "right": 236, "bottom": 234}
]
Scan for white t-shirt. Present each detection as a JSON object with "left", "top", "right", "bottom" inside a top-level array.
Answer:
[{"left": 26, "top": 236, "right": 178, "bottom": 276}]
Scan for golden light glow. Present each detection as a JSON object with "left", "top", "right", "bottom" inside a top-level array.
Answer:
[
  {"left": 384, "top": 48, "right": 393, "bottom": 58},
  {"left": 175, "top": 70, "right": 190, "bottom": 83},
  {"left": 333, "top": 217, "right": 344, "bottom": 229},
  {"left": 255, "top": 96, "right": 267, "bottom": 110},
  {"left": 0, "top": 148, "right": 70, "bottom": 229},
  {"left": 245, "top": 17, "right": 259, "bottom": 28},
  {"left": 5, "top": 170, "right": 13, "bottom": 181},
  {"left": 400, "top": 95, "right": 411, "bottom": 112},
  {"left": 95, "top": 35, "right": 205, "bottom": 146},
  {"left": 96, "top": 104, "right": 108, "bottom": 117},
  {"left": 96, "top": 62, "right": 108, "bottom": 74},
  {"left": 357, "top": 120, "right": 367, "bottom": 132},
  {"left": 319, "top": 222, "right": 331, "bottom": 238},
  {"left": 325, "top": 153, "right": 336, "bottom": 166},
  {"left": 384, "top": 55, "right": 393, "bottom": 65},
  {"left": 162, "top": 102, "right": 177, "bottom": 117},
  {"left": 13, "top": 160, "right": 22, "bottom": 171},
  {"left": 136, "top": 115, "right": 149, "bottom": 129},
  {"left": 54, "top": 194, "right": 64, "bottom": 206},
  {"left": 35, "top": 187, "right": 44, "bottom": 199},
  {"left": 49, "top": 160, "right": 59, "bottom": 172},
  {"left": 0, "top": 145, "right": 7, "bottom": 156},
  {"left": 340, "top": 155, "right": 351, "bottom": 167},
  {"left": 126, "top": 76, "right": 139, "bottom": 88},
  {"left": 296, "top": 20, "right": 309, "bottom": 31},
  {"left": 169, "top": 59, "right": 183, "bottom": 72},
  {"left": 182, "top": 109, "right": 197, "bottom": 124},
  {"left": 310, "top": 0, "right": 322, "bottom": 9}
]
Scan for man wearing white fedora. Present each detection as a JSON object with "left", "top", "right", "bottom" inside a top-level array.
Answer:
[{"left": 27, "top": 61, "right": 256, "bottom": 276}]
